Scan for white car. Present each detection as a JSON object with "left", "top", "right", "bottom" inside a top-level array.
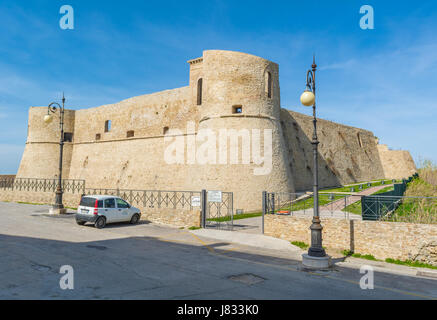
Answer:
[{"left": 76, "top": 195, "right": 141, "bottom": 229}]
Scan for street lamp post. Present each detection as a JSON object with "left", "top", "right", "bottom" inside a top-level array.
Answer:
[
  {"left": 300, "top": 57, "right": 331, "bottom": 269},
  {"left": 44, "top": 94, "right": 67, "bottom": 215}
]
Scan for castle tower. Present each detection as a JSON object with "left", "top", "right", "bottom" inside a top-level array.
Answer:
[
  {"left": 187, "top": 50, "right": 295, "bottom": 210},
  {"left": 16, "top": 107, "right": 75, "bottom": 180}
]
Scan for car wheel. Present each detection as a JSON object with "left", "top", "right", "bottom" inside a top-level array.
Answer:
[
  {"left": 95, "top": 216, "right": 106, "bottom": 229},
  {"left": 130, "top": 213, "right": 140, "bottom": 224},
  {"left": 76, "top": 220, "right": 86, "bottom": 226}
]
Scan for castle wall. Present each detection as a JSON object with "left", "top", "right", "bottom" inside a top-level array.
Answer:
[
  {"left": 281, "top": 109, "right": 385, "bottom": 191},
  {"left": 17, "top": 107, "right": 75, "bottom": 179},
  {"left": 67, "top": 87, "right": 198, "bottom": 190},
  {"left": 377, "top": 144, "right": 417, "bottom": 179},
  {"left": 13, "top": 50, "right": 416, "bottom": 215}
]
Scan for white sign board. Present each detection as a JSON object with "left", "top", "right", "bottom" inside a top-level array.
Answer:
[
  {"left": 208, "top": 190, "right": 222, "bottom": 203},
  {"left": 191, "top": 196, "right": 201, "bottom": 207}
]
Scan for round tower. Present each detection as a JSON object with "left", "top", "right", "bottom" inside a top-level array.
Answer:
[
  {"left": 16, "top": 107, "right": 75, "bottom": 179},
  {"left": 188, "top": 50, "right": 295, "bottom": 211}
]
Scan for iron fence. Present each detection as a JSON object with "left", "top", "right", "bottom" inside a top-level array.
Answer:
[
  {"left": 263, "top": 191, "right": 437, "bottom": 224},
  {"left": 204, "top": 191, "right": 234, "bottom": 230},
  {"left": 84, "top": 188, "right": 202, "bottom": 210},
  {"left": 0, "top": 177, "right": 85, "bottom": 194}
]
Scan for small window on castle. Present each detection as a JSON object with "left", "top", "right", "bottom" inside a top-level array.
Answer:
[
  {"left": 104, "top": 120, "right": 111, "bottom": 132},
  {"left": 163, "top": 127, "right": 169, "bottom": 135},
  {"left": 232, "top": 105, "right": 243, "bottom": 114},
  {"left": 197, "top": 78, "right": 203, "bottom": 105},
  {"left": 95, "top": 133, "right": 101, "bottom": 140},
  {"left": 266, "top": 71, "right": 272, "bottom": 98},
  {"left": 63, "top": 132, "right": 73, "bottom": 142},
  {"left": 127, "top": 130, "right": 134, "bottom": 138}
]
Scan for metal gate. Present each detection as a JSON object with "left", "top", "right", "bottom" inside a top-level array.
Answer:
[{"left": 201, "top": 190, "right": 234, "bottom": 230}]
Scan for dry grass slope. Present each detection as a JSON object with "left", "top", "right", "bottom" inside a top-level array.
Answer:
[{"left": 383, "top": 159, "right": 437, "bottom": 224}]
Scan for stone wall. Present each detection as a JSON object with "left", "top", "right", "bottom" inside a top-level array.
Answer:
[
  {"left": 377, "top": 144, "right": 417, "bottom": 179},
  {"left": 282, "top": 110, "right": 385, "bottom": 191},
  {"left": 264, "top": 214, "right": 437, "bottom": 265}
]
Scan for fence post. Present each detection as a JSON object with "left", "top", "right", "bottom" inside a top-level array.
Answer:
[
  {"left": 230, "top": 192, "right": 234, "bottom": 231},
  {"left": 272, "top": 193, "right": 275, "bottom": 215},
  {"left": 262, "top": 191, "right": 267, "bottom": 234},
  {"left": 201, "top": 189, "right": 207, "bottom": 228}
]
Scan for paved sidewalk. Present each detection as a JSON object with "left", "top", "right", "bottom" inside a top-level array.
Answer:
[
  {"left": 190, "top": 228, "right": 303, "bottom": 257},
  {"left": 190, "top": 228, "right": 437, "bottom": 281}
]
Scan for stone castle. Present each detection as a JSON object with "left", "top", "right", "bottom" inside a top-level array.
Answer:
[{"left": 16, "top": 50, "right": 416, "bottom": 210}]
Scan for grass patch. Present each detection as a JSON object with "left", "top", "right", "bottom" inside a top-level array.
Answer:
[
  {"left": 65, "top": 206, "right": 77, "bottom": 210},
  {"left": 188, "top": 226, "right": 201, "bottom": 230},
  {"left": 291, "top": 241, "right": 309, "bottom": 250},
  {"left": 342, "top": 200, "right": 362, "bottom": 215},
  {"left": 385, "top": 258, "right": 437, "bottom": 270},
  {"left": 372, "top": 185, "right": 394, "bottom": 195},
  {"left": 17, "top": 201, "right": 45, "bottom": 205},
  {"left": 342, "top": 250, "right": 378, "bottom": 261},
  {"left": 321, "top": 179, "right": 395, "bottom": 193},
  {"left": 207, "top": 212, "right": 262, "bottom": 222},
  {"left": 280, "top": 194, "right": 346, "bottom": 212},
  {"left": 342, "top": 251, "right": 437, "bottom": 270}
]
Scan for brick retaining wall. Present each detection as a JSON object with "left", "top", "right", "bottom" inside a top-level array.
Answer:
[{"left": 264, "top": 214, "right": 437, "bottom": 265}]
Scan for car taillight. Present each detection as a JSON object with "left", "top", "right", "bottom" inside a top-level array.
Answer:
[{"left": 94, "top": 199, "right": 98, "bottom": 215}]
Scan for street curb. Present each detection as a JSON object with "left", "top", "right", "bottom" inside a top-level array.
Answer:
[
  {"left": 416, "top": 270, "right": 437, "bottom": 279},
  {"left": 337, "top": 257, "right": 437, "bottom": 279}
]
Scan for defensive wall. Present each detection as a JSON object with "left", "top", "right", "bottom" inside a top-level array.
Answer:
[{"left": 15, "top": 50, "right": 416, "bottom": 212}]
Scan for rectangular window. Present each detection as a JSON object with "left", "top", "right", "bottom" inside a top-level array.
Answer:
[
  {"left": 79, "top": 197, "right": 102, "bottom": 208},
  {"left": 232, "top": 105, "right": 243, "bottom": 114},
  {"left": 163, "top": 127, "right": 169, "bottom": 135},
  {"left": 104, "top": 198, "right": 116, "bottom": 208},
  {"left": 116, "top": 198, "right": 130, "bottom": 208},
  {"left": 105, "top": 120, "right": 111, "bottom": 132},
  {"left": 95, "top": 133, "right": 101, "bottom": 140},
  {"left": 63, "top": 132, "right": 73, "bottom": 142},
  {"left": 197, "top": 78, "right": 203, "bottom": 105},
  {"left": 127, "top": 130, "right": 134, "bottom": 138}
]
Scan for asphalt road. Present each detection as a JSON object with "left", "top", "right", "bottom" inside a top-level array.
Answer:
[{"left": 0, "top": 202, "right": 436, "bottom": 299}]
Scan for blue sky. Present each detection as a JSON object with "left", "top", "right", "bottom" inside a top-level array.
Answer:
[{"left": 0, "top": 0, "right": 436, "bottom": 173}]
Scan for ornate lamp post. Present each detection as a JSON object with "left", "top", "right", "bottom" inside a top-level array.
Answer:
[
  {"left": 300, "top": 57, "right": 331, "bottom": 269},
  {"left": 44, "top": 94, "right": 67, "bottom": 214}
]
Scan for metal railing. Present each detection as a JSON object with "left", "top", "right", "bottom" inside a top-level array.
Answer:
[
  {"left": 84, "top": 188, "right": 202, "bottom": 210},
  {"left": 204, "top": 191, "right": 234, "bottom": 230},
  {"left": 0, "top": 177, "right": 85, "bottom": 194},
  {"left": 263, "top": 191, "right": 437, "bottom": 224}
]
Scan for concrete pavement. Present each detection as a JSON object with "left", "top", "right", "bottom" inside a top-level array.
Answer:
[{"left": 0, "top": 202, "right": 436, "bottom": 300}]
